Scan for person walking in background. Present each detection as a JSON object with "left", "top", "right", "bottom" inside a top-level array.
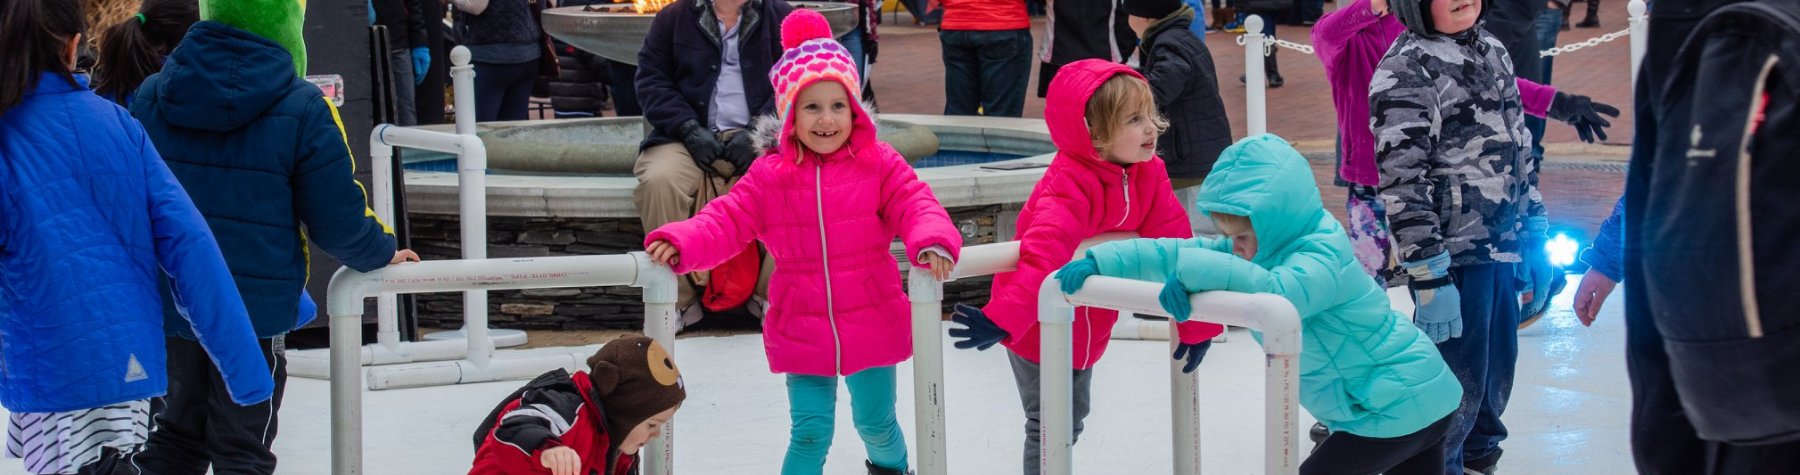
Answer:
[
  {"left": 451, "top": 0, "right": 545, "bottom": 121},
  {"left": 931, "top": 0, "right": 1033, "bottom": 117},
  {"left": 373, "top": 0, "right": 429, "bottom": 125},
  {"left": 91, "top": 0, "right": 196, "bottom": 105},
  {"left": 1034, "top": 0, "right": 1136, "bottom": 98}
]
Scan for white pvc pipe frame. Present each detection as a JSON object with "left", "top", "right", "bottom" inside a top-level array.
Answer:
[
  {"left": 289, "top": 46, "right": 491, "bottom": 374},
  {"left": 326, "top": 253, "right": 680, "bottom": 475},
  {"left": 1241, "top": 0, "right": 1650, "bottom": 136},
  {"left": 1040, "top": 276, "right": 1302, "bottom": 475}
]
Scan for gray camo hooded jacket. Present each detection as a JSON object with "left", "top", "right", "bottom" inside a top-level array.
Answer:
[{"left": 1370, "top": 0, "right": 1545, "bottom": 267}]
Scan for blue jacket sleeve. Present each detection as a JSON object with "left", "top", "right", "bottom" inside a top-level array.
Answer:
[
  {"left": 1579, "top": 196, "right": 1624, "bottom": 282},
  {"left": 294, "top": 97, "right": 397, "bottom": 272},
  {"left": 1169, "top": 240, "right": 1341, "bottom": 321},
  {"left": 140, "top": 128, "right": 275, "bottom": 406},
  {"left": 1086, "top": 237, "right": 1232, "bottom": 282}
]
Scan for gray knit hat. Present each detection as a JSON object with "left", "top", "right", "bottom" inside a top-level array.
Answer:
[{"left": 1393, "top": 0, "right": 1488, "bottom": 36}]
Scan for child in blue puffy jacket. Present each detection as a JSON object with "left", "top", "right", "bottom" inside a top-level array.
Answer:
[
  {"left": 0, "top": 1, "right": 273, "bottom": 473},
  {"left": 1056, "top": 135, "right": 1463, "bottom": 475}
]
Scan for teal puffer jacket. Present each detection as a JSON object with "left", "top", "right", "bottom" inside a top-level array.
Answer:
[{"left": 1085, "top": 134, "right": 1461, "bottom": 438}]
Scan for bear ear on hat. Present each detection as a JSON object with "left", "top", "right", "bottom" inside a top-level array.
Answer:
[{"left": 589, "top": 362, "right": 623, "bottom": 396}]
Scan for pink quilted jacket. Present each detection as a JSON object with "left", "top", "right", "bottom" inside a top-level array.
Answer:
[
  {"left": 985, "top": 60, "right": 1225, "bottom": 370},
  {"left": 644, "top": 103, "right": 962, "bottom": 377}
]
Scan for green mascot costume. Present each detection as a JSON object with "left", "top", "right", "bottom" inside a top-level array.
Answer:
[{"left": 200, "top": 0, "right": 308, "bottom": 76}]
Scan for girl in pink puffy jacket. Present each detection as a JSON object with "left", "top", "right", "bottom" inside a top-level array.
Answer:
[
  {"left": 643, "top": 11, "right": 960, "bottom": 475},
  {"left": 947, "top": 59, "right": 1226, "bottom": 474}
]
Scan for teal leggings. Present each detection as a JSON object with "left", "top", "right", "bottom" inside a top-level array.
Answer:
[{"left": 783, "top": 365, "right": 908, "bottom": 475}]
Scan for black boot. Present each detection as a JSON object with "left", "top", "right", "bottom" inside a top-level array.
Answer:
[
  {"left": 1577, "top": 0, "right": 1601, "bottom": 27},
  {"left": 1266, "top": 49, "right": 1284, "bottom": 88},
  {"left": 866, "top": 460, "right": 910, "bottom": 475},
  {"left": 1309, "top": 422, "right": 1330, "bottom": 445}
]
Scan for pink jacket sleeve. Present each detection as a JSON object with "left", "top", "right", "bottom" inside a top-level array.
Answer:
[
  {"left": 877, "top": 147, "right": 963, "bottom": 265},
  {"left": 984, "top": 193, "right": 1086, "bottom": 342},
  {"left": 1518, "top": 78, "right": 1556, "bottom": 118},
  {"left": 642, "top": 169, "right": 766, "bottom": 274},
  {"left": 1311, "top": 0, "right": 1384, "bottom": 75},
  {"left": 1135, "top": 165, "right": 1225, "bottom": 344}
]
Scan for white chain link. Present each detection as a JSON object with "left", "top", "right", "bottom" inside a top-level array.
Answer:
[
  {"left": 1538, "top": 26, "right": 1633, "bottom": 57},
  {"left": 1235, "top": 21, "right": 1636, "bottom": 59}
]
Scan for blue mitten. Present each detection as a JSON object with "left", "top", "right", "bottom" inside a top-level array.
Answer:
[
  {"left": 948, "top": 304, "right": 1009, "bottom": 351},
  {"left": 1158, "top": 273, "right": 1192, "bottom": 322},
  {"left": 1517, "top": 216, "right": 1559, "bottom": 318},
  {"left": 1404, "top": 252, "right": 1462, "bottom": 344},
  {"left": 1173, "top": 340, "right": 1212, "bottom": 374},
  {"left": 1056, "top": 258, "right": 1100, "bottom": 295},
  {"left": 412, "top": 47, "right": 431, "bottom": 85}
]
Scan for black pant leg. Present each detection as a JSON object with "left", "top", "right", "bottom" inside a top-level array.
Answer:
[{"left": 132, "top": 338, "right": 215, "bottom": 475}]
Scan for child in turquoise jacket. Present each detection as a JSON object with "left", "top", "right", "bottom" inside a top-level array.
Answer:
[{"left": 1056, "top": 134, "right": 1462, "bottom": 474}]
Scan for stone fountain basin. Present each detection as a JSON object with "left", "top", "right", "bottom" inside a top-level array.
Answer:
[
  {"left": 542, "top": 1, "right": 859, "bottom": 66},
  {"left": 473, "top": 117, "right": 940, "bottom": 175}
]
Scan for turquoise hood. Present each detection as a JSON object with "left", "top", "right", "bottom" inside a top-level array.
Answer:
[{"left": 1193, "top": 134, "right": 1326, "bottom": 268}]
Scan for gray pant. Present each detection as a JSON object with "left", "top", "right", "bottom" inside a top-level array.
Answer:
[
  {"left": 1008, "top": 352, "right": 1093, "bottom": 475},
  {"left": 388, "top": 48, "right": 418, "bottom": 126}
]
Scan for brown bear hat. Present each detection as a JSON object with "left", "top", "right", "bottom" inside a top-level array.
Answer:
[{"left": 586, "top": 334, "right": 686, "bottom": 452}]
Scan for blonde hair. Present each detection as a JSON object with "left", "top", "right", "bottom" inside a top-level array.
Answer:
[
  {"left": 1085, "top": 75, "right": 1169, "bottom": 155},
  {"left": 1210, "top": 212, "right": 1252, "bottom": 236}
]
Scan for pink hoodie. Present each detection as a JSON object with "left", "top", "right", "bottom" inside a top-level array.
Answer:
[
  {"left": 984, "top": 60, "right": 1225, "bottom": 370},
  {"left": 1312, "top": 0, "right": 1556, "bottom": 186},
  {"left": 644, "top": 81, "right": 962, "bottom": 376}
]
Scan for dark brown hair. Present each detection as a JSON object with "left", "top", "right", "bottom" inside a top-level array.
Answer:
[
  {"left": 0, "top": 0, "right": 86, "bottom": 116},
  {"left": 92, "top": 0, "right": 194, "bottom": 103}
]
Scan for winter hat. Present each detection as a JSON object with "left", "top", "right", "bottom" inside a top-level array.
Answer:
[
  {"left": 769, "top": 9, "right": 861, "bottom": 126},
  {"left": 1122, "top": 0, "right": 1182, "bottom": 20},
  {"left": 200, "top": 0, "right": 307, "bottom": 75},
  {"left": 586, "top": 334, "right": 686, "bottom": 448},
  {"left": 1393, "top": 0, "right": 1486, "bottom": 37}
]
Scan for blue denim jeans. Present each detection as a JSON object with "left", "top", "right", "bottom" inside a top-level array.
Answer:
[
  {"left": 1527, "top": 6, "right": 1564, "bottom": 159},
  {"left": 939, "top": 28, "right": 1033, "bottom": 117},
  {"left": 1437, "top": 263, "right": 1521, "bottom": 474},
  {"left": 840, "top": 26, "right": 868, "bottom": 81}
]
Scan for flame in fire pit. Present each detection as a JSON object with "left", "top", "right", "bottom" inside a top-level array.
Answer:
[{"left": 634, "top": 0, "right": 674, "bottom": 14}]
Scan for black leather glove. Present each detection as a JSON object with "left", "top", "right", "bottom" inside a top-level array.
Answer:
[
  {"left": 1546, "top": 91, "right": 1620, "bottom": 144},
  {"left": 722, "top": 130, "right": 760, "bottom": 176},
  {"left": 676, "top": 120, "right": 724, "bottom": 174}
]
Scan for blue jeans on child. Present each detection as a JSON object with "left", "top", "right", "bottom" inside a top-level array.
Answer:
[
  {"left": 784, "top": 365, "right": 908, "bottom": 475},
  {"left": 1527, "top": 6, "right": 1565, "bottom": 160},
  {"left": 1436, "top": 263, "right": 1520, "bottom": 474}
]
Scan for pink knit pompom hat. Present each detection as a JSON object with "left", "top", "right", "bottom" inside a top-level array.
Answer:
[{"left": 769, "top": 9, "right": 862, "bottom": 125}]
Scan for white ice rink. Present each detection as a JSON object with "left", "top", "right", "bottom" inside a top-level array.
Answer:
[{"left": 2, "top": 279, "right": 1631, "bottom": 474}]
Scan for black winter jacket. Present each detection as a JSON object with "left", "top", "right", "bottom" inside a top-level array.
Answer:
[
  {"left": 1137, "top": 12, "right": 1231, "bottom": 179},
  {"left": 635, "top": 0, "right": 792, "bottom": 150}
]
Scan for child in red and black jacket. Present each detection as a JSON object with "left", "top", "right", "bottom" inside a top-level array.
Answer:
[{"left": 470, "top": 334, "right": 686, "bottom": 475}]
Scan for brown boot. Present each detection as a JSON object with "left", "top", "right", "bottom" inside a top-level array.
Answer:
[{"left": 1212, "top": 7, "right": 1235, "bottom": 30}]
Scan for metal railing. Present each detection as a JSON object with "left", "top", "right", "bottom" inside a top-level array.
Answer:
[
  {"left": 1039, "top": 275, "right": 1302, "bottom": 475},
  {"left": 325, "top": 253, "right": 679, "bottom": 475}
]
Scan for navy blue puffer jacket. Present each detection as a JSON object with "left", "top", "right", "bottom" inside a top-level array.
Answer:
[{"left": 133, "top": 22, "right": 397, "bottom": 339}]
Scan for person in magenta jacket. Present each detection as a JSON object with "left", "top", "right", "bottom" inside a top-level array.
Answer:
[
  {"left": 1311, "top": 0, "right": 1616, "bottom": 299},
  {"left": 947, "top": 59, "right": 1226, "bottom": 474},
  {"left": 643, "top": 11, "right": 959, "bottom": 475}
]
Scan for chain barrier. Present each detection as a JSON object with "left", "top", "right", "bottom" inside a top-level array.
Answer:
[{"left": 1235, "top": 20, "right": 1637, "bottom": 59}]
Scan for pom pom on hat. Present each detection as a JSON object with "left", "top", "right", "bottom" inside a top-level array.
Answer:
[{"left": 781, "top": 9, "right": 834, "bottom": 50}]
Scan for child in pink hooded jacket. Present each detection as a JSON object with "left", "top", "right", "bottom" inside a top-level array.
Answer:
[
  {"left": 643, "top": 10, "right": 960, "bottom": 475},
  {"left": 946, "top": 59, "right": 1226, "bottom": 474}
]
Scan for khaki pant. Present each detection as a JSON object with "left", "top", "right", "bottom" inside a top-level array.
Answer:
[{"left": 633, "top": 136, "right": 774, "bottom": 315}]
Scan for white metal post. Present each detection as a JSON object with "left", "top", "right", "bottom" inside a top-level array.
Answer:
[
  {"left": 1628, "top": 0, "right": 1648, "bottom": 87},
  {"left": 1244, "top": 15, "right": 1268, "bottom": 136},
  {"left": 366, "top": 128, "right": 403, "bottom": 355},
  {"left": 1038, "top": 277, "right": 1077, "bottom": 475},
  {"left": 1171, "top": 319, "right": 1202, "bottom": 475},
  {"left": 458, "top": 134, "right": 492, "bottom": 368},
  {"left": 636, "top": 253, "right": 679, "bottom": 475},
  {"left": 908, "top": 266, "right": 949, "bottom": 475},
  {"left": 450, "top": 46, "right": 477, "bottom": 136}
]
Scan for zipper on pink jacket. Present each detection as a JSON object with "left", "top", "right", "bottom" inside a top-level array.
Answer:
[
  {"left": 815, "top": 163, "right": 844, "bottom": 374},
  {"left": 1116, "top": 169, "right": 1132, "bottom": 227}
]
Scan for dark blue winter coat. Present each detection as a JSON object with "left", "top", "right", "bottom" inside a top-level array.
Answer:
[
  {"left": 132, "top": 22, "right": 397, "bottom": 339},
  {"left": 0, "top": 73, "right": 274, "bottom": 413},
  {"left": 635, "top": 0, "right": 792, "bottom": 150}
]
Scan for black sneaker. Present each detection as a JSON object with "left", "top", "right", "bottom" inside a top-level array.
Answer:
[
  {"left": 1463, "top": 448, "right": 1502, "bottom": 475},
  {"left": 1309, "top": 422, "right": 1329, "bottom": 444},
  {"left": 866, "top": 460, "right": 911, "bottom": 475}
]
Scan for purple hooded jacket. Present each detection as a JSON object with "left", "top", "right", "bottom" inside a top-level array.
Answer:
[{"left": 1311, "top": 0, "right": 1556, "bottom": 186}]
